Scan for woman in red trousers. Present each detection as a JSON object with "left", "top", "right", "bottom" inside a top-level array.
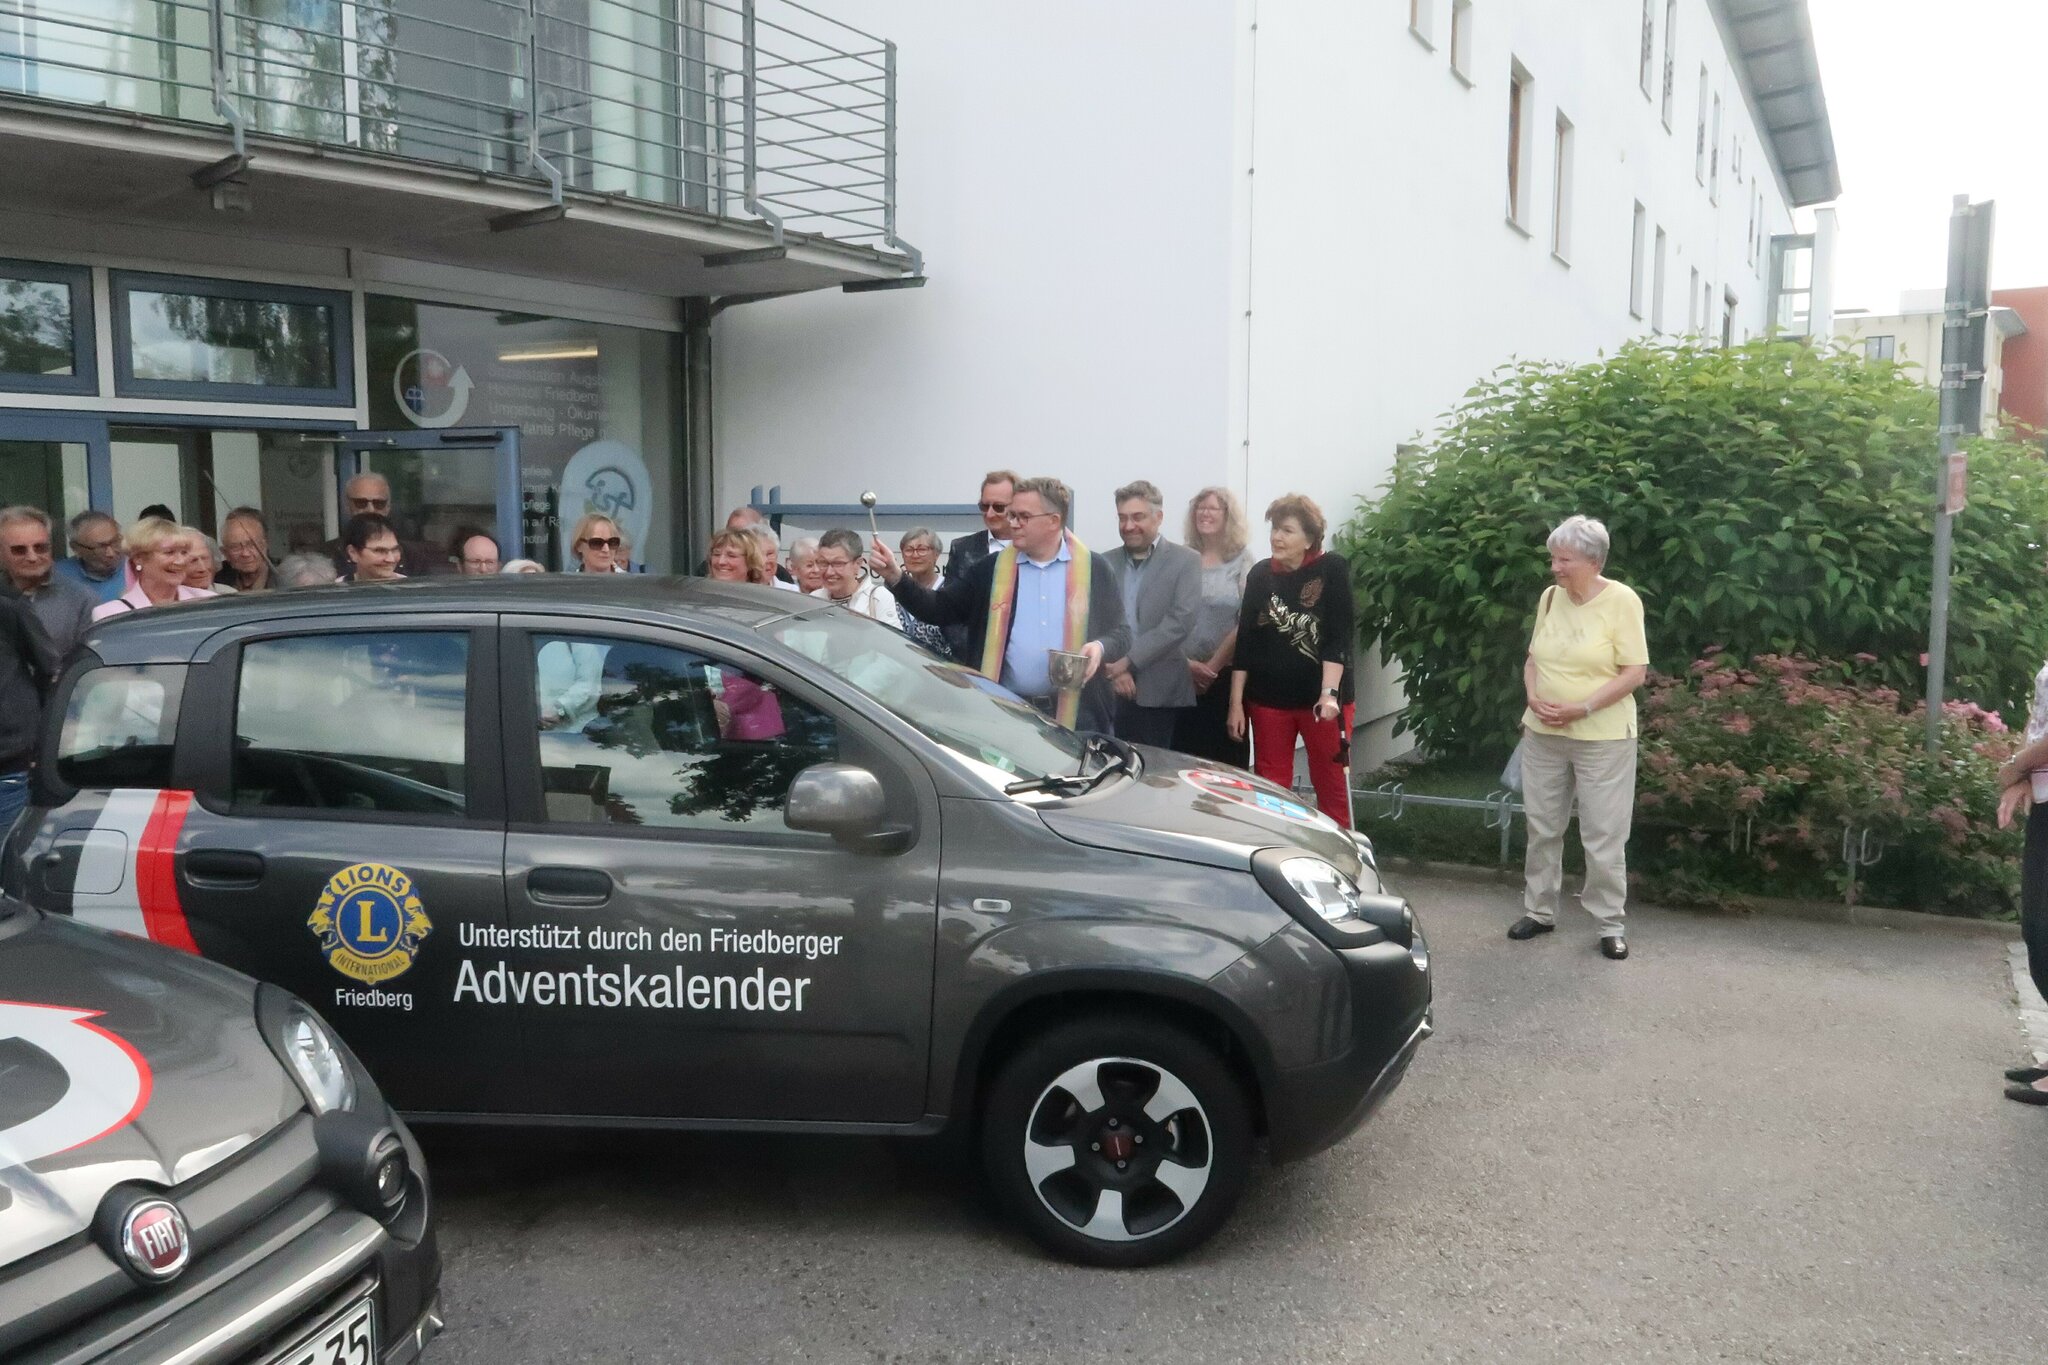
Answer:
[{"left": 1226, "top": 494, "right": 1354, "bottom": 824}]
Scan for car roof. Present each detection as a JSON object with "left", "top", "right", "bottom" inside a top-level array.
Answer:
[{"left": 77, "top": 576, "right": 826, "bottom": 665}]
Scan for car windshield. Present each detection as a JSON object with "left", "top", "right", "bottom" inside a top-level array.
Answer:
[{"left": 763, "top": 612, "right": 1089, "bottom": 786}]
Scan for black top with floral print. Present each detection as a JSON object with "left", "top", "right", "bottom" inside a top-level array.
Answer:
[{"left": 1234, "top": 551, "right": 1355, "bottom": 709}]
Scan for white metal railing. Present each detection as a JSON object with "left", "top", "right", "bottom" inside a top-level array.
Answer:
[{"left": 0, "top": 0, "right": 915, "bottom": 260}]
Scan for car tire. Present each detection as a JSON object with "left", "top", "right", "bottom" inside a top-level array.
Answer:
[{"left": 980, "top": 1014, "right": 1253, "bottom": 1267}]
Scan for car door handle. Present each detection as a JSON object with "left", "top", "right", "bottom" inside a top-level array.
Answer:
[
  {"left": 183, "top": 849, "right": 266, "bottom": 888},
  {"left": 527, "top": 866, "right": 612, "bottom": 906}
]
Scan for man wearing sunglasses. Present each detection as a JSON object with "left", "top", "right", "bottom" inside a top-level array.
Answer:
[
  {"left": 322, "top": 472, "right": 445, "bottom": 577},
  {"left": 0, "top": 505, "right": 95, "bottom": 661},
  {"left": 946, "top": 469, "right": 1020, "bottom": 579}
]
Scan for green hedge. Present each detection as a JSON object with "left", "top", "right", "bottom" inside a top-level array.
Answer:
[{"left": 1338, "top": 339, "right": 2048, "bottom": 758}]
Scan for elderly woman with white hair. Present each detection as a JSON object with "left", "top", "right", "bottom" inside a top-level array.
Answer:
[{"left": 1509, "top": 514, "right": 1649, "bottom": 961}]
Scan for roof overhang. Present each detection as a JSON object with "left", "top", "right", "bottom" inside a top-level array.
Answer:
[
  {"left": 1719, "top": 0, "right": 1841, "bottom": 207},
  {"left": 0, "top": 98, "right": 917, "bottom": 300}
]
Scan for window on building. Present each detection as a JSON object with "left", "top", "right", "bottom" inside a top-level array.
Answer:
[
  {"left": 1704, "top": 277, "right": 1715, "bottom": 335},
  {"left": 1748, "top": 188, "right": 1761, "bottom": 268},
  {"left": 1769, "top": 234, "right": 1815, "bottom": 334},
  {"left": 1450, "top": 0, "right": 1473, "bottom": 80},
  {"left": 1709, "top": 94, "right": 1722, "bottom": 202},
  {"left": 0, "top": 259, "right": 95, "bottom": 395},
  {"left": 1639, "top": 0, "right": 1656, "bottom": 97},
  {"left": 1507, "top": 62, "right": 1534, "bottom": 228},
  {"left": 1410, "top": 0, "right": 1435, "bottom": 47},
  {"left": 1721, "top": 289, "right": 1737, "bottom": 348},
  {"left": 1628, "top": 203, "right": 1647, "bottom": 318},
  {"left": 1551, "top": 113, "right": 1574, "bottom": 259},
  {"left": 111, "top": 272, "right": 353, "bottom": 406},
  {"left": 234, "top": 632, "right": 472, "bottom": 818},
  {"left": 1865, "top": 335, "right": 1897, "bottom": 362},
  {"left": 1688, "top": 266, "right": 1701, "bottom": 331},
  {"left": 1695, "top": 65, "right": 1709, "bottom": 182},
  {"left": 1652, "top": 228, "right": 1668, "bottom": 331},
  {"left": 364, "top": 295, "right": 682, "bottom": 572},
  {"left": 1661, "top": 0, "right": 1677, "bottom": 127},
  {"left": 527, "top": 635, "right": 838, "bottom": 834}
]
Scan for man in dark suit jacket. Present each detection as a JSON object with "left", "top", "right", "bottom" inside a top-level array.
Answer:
[
  {"left": 879, "top": 477, "right": 1129, "bottom": 733},
  {"left": 1100, "top": 481, "right": 1202, "bottom": 748},
  {"left": 945, "top": 468, "right": 1020, "bottom": 578}
]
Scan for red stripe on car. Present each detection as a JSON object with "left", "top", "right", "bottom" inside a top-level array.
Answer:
[{"left": 136, "top": 790, "right": 199, "bottom": 954}]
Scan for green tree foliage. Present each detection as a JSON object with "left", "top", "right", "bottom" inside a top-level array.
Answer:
[{"left": 1338, "top": 339, "right": 2048, "bottom": 756}]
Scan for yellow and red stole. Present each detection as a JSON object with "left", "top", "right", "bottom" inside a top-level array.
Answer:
[{"left": 979, "top": 533, "right": 1093, "bottom": 727}]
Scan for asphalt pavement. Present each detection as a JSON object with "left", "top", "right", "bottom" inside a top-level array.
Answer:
[{"left": 422, "top": 875, "right": 2048, "bottom": 1364}]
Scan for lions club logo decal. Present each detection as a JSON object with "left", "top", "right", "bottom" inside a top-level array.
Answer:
[{"left": 309, "top": 864, "right": 432, "bottom": 984}]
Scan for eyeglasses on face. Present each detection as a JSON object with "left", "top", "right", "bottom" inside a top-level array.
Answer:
[
  {"left": 72, "top": 536, "right": 120, "bottom": 553},
  {"left": 579, "top": 536, "right": 623, "bottom": 551},
  {"left": 977, "top": 500, "right": 1010, "bottom": 514},
  {"left": 462, "top": 556, "right": 499, "bottom": 568},
  {"left": 1004, "top": 509, "right": 1056, "bottom": 526},
  {"left": 5, "top": 541, "right": 51, "bottom": 557},
  {"left": 348, "top": 497, "right": 391, "bottom": 511}
]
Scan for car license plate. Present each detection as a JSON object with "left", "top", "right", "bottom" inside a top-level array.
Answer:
[{"left": 267, "top": 1294, "right": 376, "bottom": 1365}]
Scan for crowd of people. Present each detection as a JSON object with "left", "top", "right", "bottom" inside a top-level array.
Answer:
[{"left": 714, "top": 468, "right": 1362, "bottom": 826}]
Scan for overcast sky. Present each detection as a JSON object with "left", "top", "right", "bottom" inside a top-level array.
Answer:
[{"left": 1806, "top": 0, "right": 2047, "bottom": 311}]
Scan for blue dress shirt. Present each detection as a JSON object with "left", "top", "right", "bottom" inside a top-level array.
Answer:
[{"left": 1001, "top": 541, "right": 1072, "bottom": 698}]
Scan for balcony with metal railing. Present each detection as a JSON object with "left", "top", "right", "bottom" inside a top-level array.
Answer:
[{"left": 0, "top": 0, "right": 918, "bottom": 296}]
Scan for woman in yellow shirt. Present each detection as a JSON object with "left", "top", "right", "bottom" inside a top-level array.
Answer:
[{"left": 1509, "top": 515, "right": 1649, "bottom": 960}]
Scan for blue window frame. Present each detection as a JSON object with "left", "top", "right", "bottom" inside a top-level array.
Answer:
[
  {"left": 110, "top": 271, "right": 354, "bottom": 406},
  {"left": 0, "top": 259, "right": 96, "bottom": 395}
]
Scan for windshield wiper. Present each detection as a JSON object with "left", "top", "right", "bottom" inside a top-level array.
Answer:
[
  {"left": 1003, "top": 770, "right": 1094, "bottom": 796},
  {"left": 1003, "top": 734, "right": 1134, "bottom": 797}
]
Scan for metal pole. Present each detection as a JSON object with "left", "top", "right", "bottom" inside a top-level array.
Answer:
[{"left": 1925, "top": 195, "right": 1971, "bottom": 753}]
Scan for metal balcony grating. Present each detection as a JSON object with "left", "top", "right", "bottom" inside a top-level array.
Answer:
[{"left": 0, "top": 0, "right": 915, "bottom": 261}]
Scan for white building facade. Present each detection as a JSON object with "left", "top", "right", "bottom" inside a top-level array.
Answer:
[{"left": 711, "top": 0, "right": 1840, "bottom": 749}]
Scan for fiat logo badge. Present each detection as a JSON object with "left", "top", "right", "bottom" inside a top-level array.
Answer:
[{"left": 120, "top": 1199, "right": 191, "bottom": 1282}]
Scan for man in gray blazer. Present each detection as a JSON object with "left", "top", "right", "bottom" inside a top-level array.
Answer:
[{"left": 1102, "top": 480, "right": 1202, "bottom": 747}]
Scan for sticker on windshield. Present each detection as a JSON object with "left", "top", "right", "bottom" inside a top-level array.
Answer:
[
  {"left": 1182, "top": 768, "right": 1320, "bottom": 825},
  {"left": 309, "top": 863, "right": 433, "bottom": 984}
]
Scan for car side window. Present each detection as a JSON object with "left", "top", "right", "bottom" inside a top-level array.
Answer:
[
  {"left": 56, "top": 665, "right": 186, "bottom": 790},
  {"left": 530, "top": 634, "right": 837, "bottom": 833},
  {"left": 233, "top": 632, "right": 469, "bottom": 816}
]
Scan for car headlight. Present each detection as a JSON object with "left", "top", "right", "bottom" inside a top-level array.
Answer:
[
  {"left": 257, "top": 985, "right": 356, "bottom": 1114},
  {"left": 1279, "top": 856, "right": 1366, "bottom": 924},
  {"left": 1255, "top": 850, "right": 1416, "bottom": 949}
]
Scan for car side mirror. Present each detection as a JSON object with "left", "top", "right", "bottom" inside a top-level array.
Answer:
[{"left": 785, "top": 763, "right": 906, "bottom": 851}]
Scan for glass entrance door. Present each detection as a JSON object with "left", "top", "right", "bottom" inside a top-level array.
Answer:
[
  {"left": 339, "top": 428, "right": 520, "bottom": 573},
  {"left": 0, "top": 410, "right": 101, "bottom": 533}
]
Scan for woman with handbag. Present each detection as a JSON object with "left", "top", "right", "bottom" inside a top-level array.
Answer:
[{"left": 1509, "top": 515, "right": 1648, "bottom": 961}]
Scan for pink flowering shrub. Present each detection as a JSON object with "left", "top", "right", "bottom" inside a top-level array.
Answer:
[{"left": 1635, "top": 652, "right": 2021, "bottom": 915}]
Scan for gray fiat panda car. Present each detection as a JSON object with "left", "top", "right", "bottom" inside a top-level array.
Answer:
[
  {"left": 0, "top": 896, "right": 440, "bottom": 1363},
  {"left": 7, "top": 577, "right": 1430, "bottom": 1266}
]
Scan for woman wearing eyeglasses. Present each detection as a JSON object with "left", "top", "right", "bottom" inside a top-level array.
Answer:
[{"left": 570, "top": 514, "right": 628, "bottom": 574}]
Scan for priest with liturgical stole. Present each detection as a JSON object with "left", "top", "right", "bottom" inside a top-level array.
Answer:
[{"left": 873, "top": 476, "right": 1130, "bottom": 733}]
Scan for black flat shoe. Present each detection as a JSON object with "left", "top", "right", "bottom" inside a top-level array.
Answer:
[
  {"left": 1507, "top": 916, "right": 1554, "bottom": 941},
  {"left": 1600, "top": 936, "right": 1629, "bottom": 960},
  {"left": 2004, "top": 1083, "right": 2048, "bottom": 1106},
  {"left": 2006, "top": 1065, "right": 2048, "bottom": 1084}
]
